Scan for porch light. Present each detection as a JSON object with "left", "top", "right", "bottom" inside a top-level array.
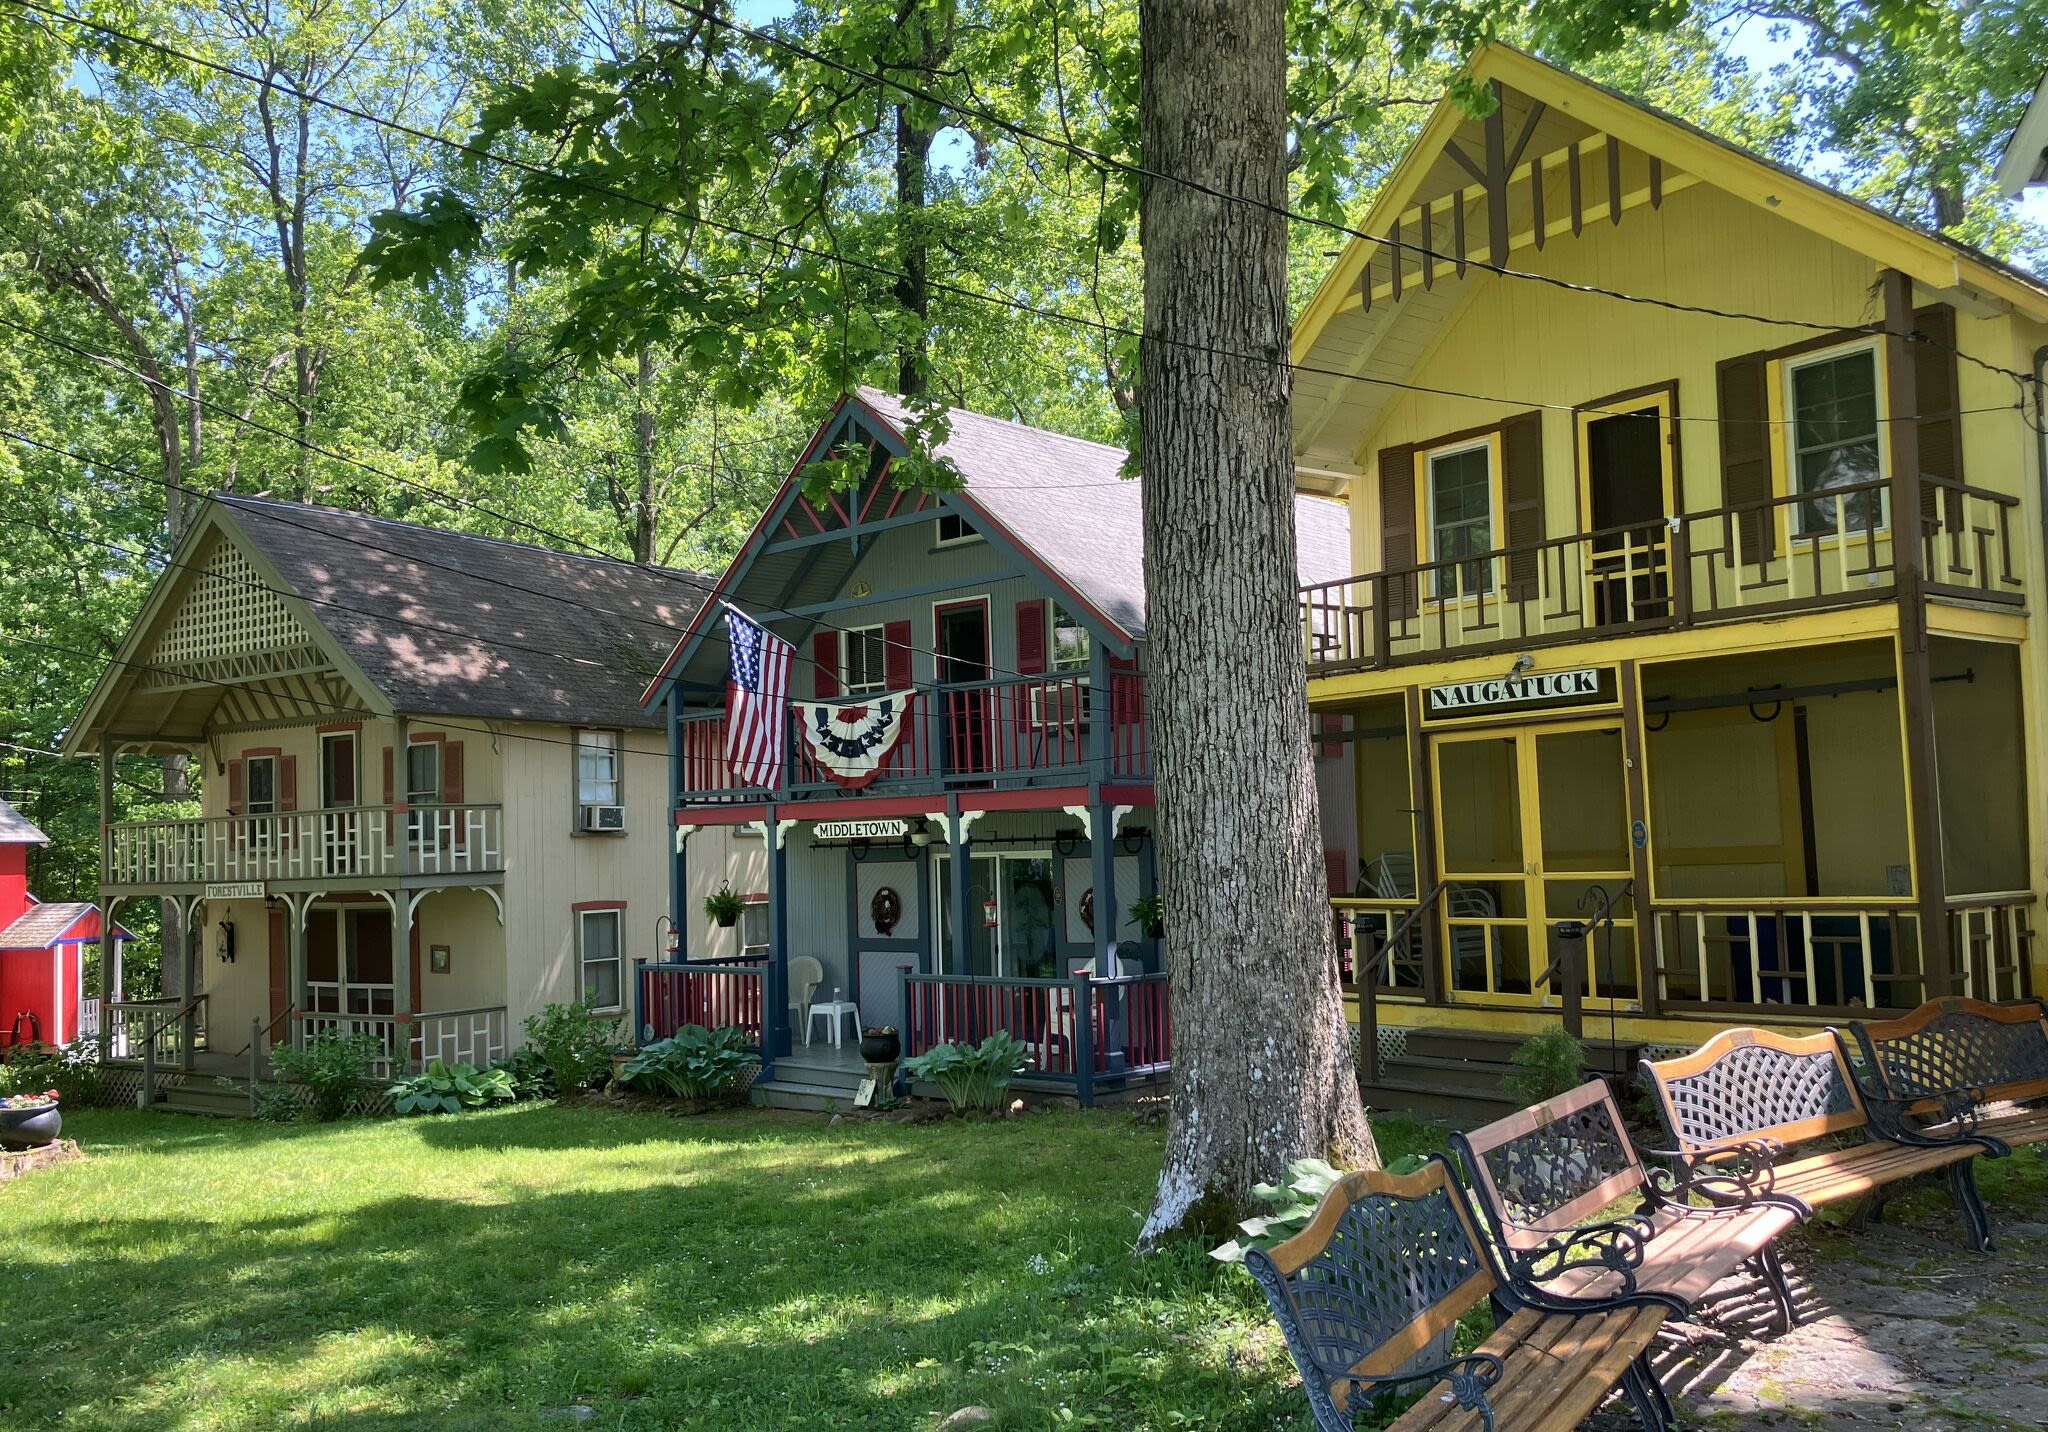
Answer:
[
  {"left": 907, "top": 817, "right": 933, "bottom": 849},
  {"left": 216, "top": 919, "right": 236, "bottom": 964}
]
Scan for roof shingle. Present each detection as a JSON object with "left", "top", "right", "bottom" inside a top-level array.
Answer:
[{"left": 0, "top": 903, "right": 100, "bottom": 949}]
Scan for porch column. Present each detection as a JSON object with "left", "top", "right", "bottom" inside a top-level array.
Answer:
[
  {"left": 1618, "top": 663, "right": 1661, "bottom": 1016},
  {"left": 288, "top": 895, "right": 308, "bottom": 1047},
  {"left": 96, "top": 732, "right": 117, "bottom": 1061},
  {"left": 947, "top": 795, "right": 972, "bottom": 977},
  {"left": 668, "top": 699, "right": 688, "bottom": 961},
  {"left": 1881, "top": 267, "right": 1954, "bottom": 993},
  {"left": 1089, "top": 790, "right": 1118, "bottom": 967},
  {"left": 1404, "top": 687, "right": 1444, "bottom": 1005},
  {"left": 765, "top": 804, "right": 791, "bottom": 1058}
]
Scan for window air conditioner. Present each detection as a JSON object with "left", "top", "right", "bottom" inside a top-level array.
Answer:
[{"left": 580, "top": 804, "right": 626, "bottom": 832}]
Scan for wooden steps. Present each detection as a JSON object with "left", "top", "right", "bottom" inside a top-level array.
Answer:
[
  {"left": 150, "top": 1075, "right": 258, "bottom": 1119},
  {"left": 1357, "top": 1026, "right": 1646, "bottom": 1127}
]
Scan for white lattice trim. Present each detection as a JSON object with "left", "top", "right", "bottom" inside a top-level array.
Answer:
[{"left": 146, "top": 538, "right": 315, "bottom": 667}]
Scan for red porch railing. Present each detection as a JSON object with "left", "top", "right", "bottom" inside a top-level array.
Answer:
[
  {"left": 901, "top": 970, "right": 1171, "bottom": 1104},
  {"left": 634, "top": 957, "right": 767, "bottom": 1046}
]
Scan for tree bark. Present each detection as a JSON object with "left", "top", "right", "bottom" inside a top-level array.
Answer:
[
  {"left": 1136, "top": 0, "right": 1376, "bottom": 1247},
  {"left": 893, "top": 99, "right": 933, "bottom": 397},
  {"left": 632, "top": 343, "right": 659, "bottom": 564}
]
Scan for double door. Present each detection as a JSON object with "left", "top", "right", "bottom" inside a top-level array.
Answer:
[{"left": 1431, "top": 720, "right": 1640, "bottom": 1006}]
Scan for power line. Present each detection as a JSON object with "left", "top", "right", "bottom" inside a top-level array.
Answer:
[
  {"left": 12, "top": 0, "right": 2030, "bottom": 392},
  {"left": 8, "top": 0, "right": 2027, "bottom": 432}
]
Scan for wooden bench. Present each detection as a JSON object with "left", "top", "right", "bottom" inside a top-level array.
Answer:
[
  {"left": 1244, "top": 1155, "right": 1674, "bottom": 1432},
  {"left": 1641, "top": 1027, "right": 2004, "bottom": 1253},
  {"left": 1849, "top": 997, "right": 2048, "bottom": 1153},
  {"left": 1453, "top": 1079, "right": 1802, "bottom": 1333}
]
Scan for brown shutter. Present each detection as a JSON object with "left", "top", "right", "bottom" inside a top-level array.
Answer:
[
  {"left": 1323, "top": 849, "right": 1349, "bottom": 895},
  {"left": 381, "top": 746, "right": 394, "bottom": 847},
  {"left": 1500, "top": 411, "right": 1545, "bottom": 599},
  {"left": 1015, "top": 600, "right": 1048, "bottom": 675},
  {"left": 883, "top": 620, "right": 913, "bottom": 690},
  {"left": 226, "top": 759, "right": 245, "bottom": 815},
  {"left": 812, "top": 632, "right": 840, "bottom": 699},
  {"left": 441, "top": 741, "right": 465, "bottom": 805},
  {"left": 1912, "top": 302, "right": 1964, "bottom": 533},
  {"left": 1716, "top": 351, "right": 1776, "bottom": 560},
  {"left": 1378, "top": 444, "right": 1418, "bottom": 617},
  {"left": 1317, "top": 712, "right": 1343, "bottom": 759},
  {"left": 277, "top": 756, "right": 297, "bottom": 811},
  {"left": 267, "top": 906, "right": 288, "bottom": 1031}
]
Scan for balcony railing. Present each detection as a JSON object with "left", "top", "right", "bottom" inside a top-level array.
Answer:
[
  {"left": 1302, "top": 477, "right": 2025, "bottom": 673},
  {"left": 678, "top": 672, "right": 1150, "bottom": 803},
  {"left": 103, "top": 803, "right": 505, "bottom": 886}
]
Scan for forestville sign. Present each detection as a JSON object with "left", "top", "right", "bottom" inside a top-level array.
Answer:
[{"left": 1425, "top": 667, "right": 1609, "bottom": 716}]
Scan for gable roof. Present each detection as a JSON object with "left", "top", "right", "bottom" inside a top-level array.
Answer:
[
  {"left": 0, "top": 902, "right": 118, "bottom": 950},
  {"left": 213, "top": 498, "right": 712, "bottom": 729},
  {"left": 0, "top": 799, "right": 47, "bottom": 846},
  {"left": 642, "top": 390, "right": 1352, "bottom": 704},
  {"left": 1998, "top": 67, "right": 2048, "bottom": 196}
]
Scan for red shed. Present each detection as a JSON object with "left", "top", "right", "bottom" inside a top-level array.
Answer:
[{"left": 0, "top": 799, "right": 126, "bottom": 1049}]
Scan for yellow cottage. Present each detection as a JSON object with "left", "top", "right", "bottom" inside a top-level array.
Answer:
[{"left": 1294, "top": 47, "right": 2048, "bottom": 1110}]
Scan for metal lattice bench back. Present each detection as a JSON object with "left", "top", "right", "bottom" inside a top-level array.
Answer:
[
  {"left": 1244, "top": 1158, "right": 1502, "bottom": 1429},
  {"left": 1850, "top": 997, "right": 2048, "bottom": 1111},
  {"left": 1641, "top": 1028, "right": 1866, "bottom": 1154},
  {"left": 1452, "top": 1080, "right": 1645, "bottom": 1249}
]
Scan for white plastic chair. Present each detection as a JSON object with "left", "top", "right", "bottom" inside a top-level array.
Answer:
[{"left": 788, "top": 955, "right": 823, "bottom": 1042}]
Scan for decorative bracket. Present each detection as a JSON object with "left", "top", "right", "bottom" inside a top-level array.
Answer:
[
  {"left": 1062, "top": 805, "right": 1093, "bottom": 842},
  {"left": 674, "top": 823, "right": 700, "bottom": 854},
  {"left": 748, "top": 818, "right": 800, "bottom": 849}
]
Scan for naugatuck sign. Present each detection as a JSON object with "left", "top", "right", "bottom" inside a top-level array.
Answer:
[{"left": 1427, "top": 668, "right": 1603, "bottom": 714}]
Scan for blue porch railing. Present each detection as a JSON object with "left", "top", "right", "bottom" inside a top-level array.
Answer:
[
  {"left": 900, "top": 969, "right": 1171, "bottom": 1106},
  {"left": 633, "top": 956, "right": 768, "bottom": 1047},
  {"left": 677, "top": 671, "right": 1150, "bottom": 802}
]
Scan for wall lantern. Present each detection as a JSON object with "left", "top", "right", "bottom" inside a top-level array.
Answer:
[{"left": 216, "top": 919, "right": 237, "bottom": 964}]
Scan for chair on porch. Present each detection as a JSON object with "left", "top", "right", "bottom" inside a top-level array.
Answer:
[
  {"left": 1446, "top": 883, "right": 1503, "bottom": 992},
  {"left": 788, "top": 956, "right": 823, "bottom": 1043},
  {"left": 1033, "top": 955, "right": 1135, "bottom": 1070}
]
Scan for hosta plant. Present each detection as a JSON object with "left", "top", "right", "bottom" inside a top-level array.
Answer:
[
  {"left": 1210, "top": 1152, "right": 1431, "bottom": 1264},
  {"left": 900, "top": 1031, "right": 1029, "bottom": 1114},
  {"left": 387, "top": 1059, "right": 517, "bottom": 1115},
  {"left": 618, "top": 1024, "right": 756, "bottom": 1099}
]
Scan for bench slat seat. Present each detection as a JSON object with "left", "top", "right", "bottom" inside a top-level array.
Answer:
[
  {"left": 1454, "top": 1080, "right": 1802, "bottom": 1331},
  {"left": 1975, "top": 1105, "right": 2048, "bottom": 1148},
  {"left": 1390, "top": 1305, "right": 1667, "bottom": 1432},
  {"left": 1642, "top": 1027, "right": 2002, "bottom": 1253},
  {"left": 1246, "top": 1156, "right": 1675, "bottom": 1432}
]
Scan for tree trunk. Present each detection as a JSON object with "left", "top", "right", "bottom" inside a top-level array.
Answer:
[
  {"left": 894, "top": 99, "right": 933, "bottom": 397},
  {"left": 1136, "top": 0, "right": 1376, "bottom": 1248},
  {"left": 633, "top": 344, "right": 659, "bottom": 563}
]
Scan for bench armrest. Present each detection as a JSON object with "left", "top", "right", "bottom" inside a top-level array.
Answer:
[
  {"left": 1861, "top": 1086, "right": 2012, "bottom": 1156},
  {"left": 1641, "top": 1138, "right": 1784, "bottom": 1211},
  {"left": 1504, "top": 1215, "right": 1654, "bottom": 1300},
  {"left": 1340, "top": 1352, "right": 1507, "bottom": 1432}
]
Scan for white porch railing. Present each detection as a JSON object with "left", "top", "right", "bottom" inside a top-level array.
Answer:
[
  {"left": 412, "top": 1006, "right": 509, "bottom": 1069},
  {"left": 78, "top": 997, "right": 100, "bottom": 1040},
  {"left": 103, "top": 804, "right": 505, "bottom": 885}
]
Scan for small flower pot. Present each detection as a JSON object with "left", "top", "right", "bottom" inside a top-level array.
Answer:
[
  {"left": 1143, "top": 922, "right": 1164, "bottom": 941},
  {"left": 714, "top": 912, "right": 738, "bottom": 929},
  {"left": 858, "top": 1030, "right": 901, "bottom": 1064},
  {"left": 0, "top": 1102, "right": 61, "bottom": 1149}
]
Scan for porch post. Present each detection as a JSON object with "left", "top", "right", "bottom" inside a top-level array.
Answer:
[
  {"left": 765, "top": 804, "right": 791, "bottom": 1059},
  {"left": 1404, "top": 688, "right": 1444, "bottom": 1005},
  {"left": 394, "top": 714, "right": 414, "bottom": 1069},
  {"left": 1881, "top": 267, "right": 1953, "bottom": 994},
  {"left": 97, "top": 734, "right": 116, "bottom": 1065},
  {"left": 1618, "top": 662, "right": 1661, "bottom": 1015},
  {"left": 1088, "top": 788, "right": 1117, "bottom": 968},
  {"left": 667, "top": 698, "right": 688, "bottom": 960},
  {"left": 947, "top": 795, "right": 972, "bottom": 977},
  {"left": 288, "top": 895, "right": 307, "bottom": 1049}
]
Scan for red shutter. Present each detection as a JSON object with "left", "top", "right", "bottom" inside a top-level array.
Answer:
[
  {"left": 1318, "top": 712, "right": 1344, "bottom": 759},
  {"left": 883, "top": 620, "right": 913, "bottom": 690},
  {"left": 1109, "top": 651, "right": 1141, "bottom": 726},
  {"left": 1323, "top": 849, "right": 1349, "bottom": 896},
  {"left": 226, "top": 758, "right": 246, "bottom": 815},
  {"left": 267, "top": 907, "right": 288, "bottom": 1033},
  {"left": 1016, "top": 600, "right": 1048, "bottom": 675},
  {"left": 813, "top": 632, "right": 840, "bottom": 699},
  {"left": 277, "top": 756, "right": 297, "bottom": 811},
  {"left": 441, "top": 741, "right": 465, "bottom": 804}
]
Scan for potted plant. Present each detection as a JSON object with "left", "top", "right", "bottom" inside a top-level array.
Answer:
[
  {"left": 858, "top": 1024, "right": 901, "bottom": 1064},
  {"left": 703, "top": 883, "right": 746, "bottom": 929},
  {"left": 1129, "top": 893, "right": 1165, "bottom": 940},
  {"left": 0, "top": 1089, "right": 61, "bottom": 1148}
]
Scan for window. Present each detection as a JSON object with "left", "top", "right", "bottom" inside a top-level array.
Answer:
[
  {"left": 842, "top": 625, "right": 887, "bottom": 695},
  {"left": 578, "top": 908, "right": 623, "bottom": 1010},
  {"left": 1426, "top": 441, "right": 1494, "bottom": 597},
  {"left": 1786, "top": 343, "right": 1885, "bottom": 536},
  {"left": 405, "top": 741, "right": 440, "bottom": 844},
  {"left": 936, "top": 511, "right": 979, "bottom": 545},
  {"left": 246, "top": 755, "right": 277, "bottom": 848},
  {"left": 575, "top": 729, "right": 623, "bottom": 831},
  {"left": 739, "top": 896, "right": 769, "bottom": 960},
  {"left": 1050, "top": 603, "right": 1090, "bottom": 671}
]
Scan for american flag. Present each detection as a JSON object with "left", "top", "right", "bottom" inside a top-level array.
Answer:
[{"left": 724, "top": 604, "right": 793, "bottom": 788}]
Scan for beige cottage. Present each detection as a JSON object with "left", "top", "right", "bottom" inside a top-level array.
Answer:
[{"left": 65, "top": 495, "right": 759, "bottom": 1089}]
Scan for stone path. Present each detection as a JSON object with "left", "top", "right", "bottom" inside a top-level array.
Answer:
[{"left": 1591, "top": 1160, "right": 2048, "bottom": 1432}]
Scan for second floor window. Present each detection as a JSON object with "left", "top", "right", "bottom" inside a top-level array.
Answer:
[
  {"left": 1787, "top": 344, "right": 1884, "bottom": 536},
  {"left": 936, "top": 511, "right": 978, "bottom": 545},
  {"left": 1051, "top": 604, "right": 1090, "bottom": 671},
  {"left": 576, "top": 729, "right": 623, "bottom": 831},
  {"left": 843, "top": 625, "right": 887, "bottom": 694},
  {"left": 1427, "top": 440, "right": 1494, "bottom": 598},
  {"left": 245, "top": 754, "right": 277, "bottom": 847},
  {"left": 406, "top": 741, "right": 440, "bottom": 844}
]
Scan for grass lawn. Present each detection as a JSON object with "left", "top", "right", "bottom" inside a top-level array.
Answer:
[{"left": 0, "top": 1105, "right": 1439, "bottom": 1431}]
